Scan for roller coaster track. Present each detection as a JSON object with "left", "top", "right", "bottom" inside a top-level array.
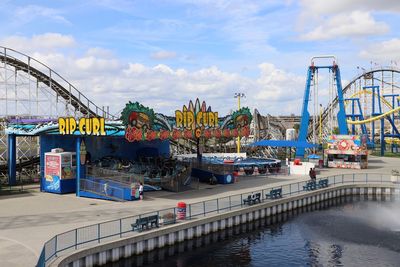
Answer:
[
  {"left": 0, "top": 46, "right": 115, "bottom": 119},
  {"left": 314, "top": 67, "right": 400, "bottom": 139},
  {"left": 345, "top": 90, "right": 400, "bottom": 125},
  {"left": 345, "top": 90, "right": 394, "bottom": 109},
  {"left": 347, "top": 106, "right": 400, "bottom": 125},
  {"left": 0, "top": 156, "right": 39, "bottom": 174}
]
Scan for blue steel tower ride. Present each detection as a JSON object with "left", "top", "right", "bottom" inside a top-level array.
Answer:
[{"left": 296, "top": 56, "right": 348, "bottom": 158}]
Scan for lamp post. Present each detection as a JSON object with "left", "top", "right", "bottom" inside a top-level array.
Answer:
[
  {"left": 234, "top": 93, "right": 245, "bottom": 154},
  {"left": 319, "top": 104, "right": 323, "bottom": 144}
]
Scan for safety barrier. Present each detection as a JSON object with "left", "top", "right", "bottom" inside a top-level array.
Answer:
[{"left": 36, "top": 172, "right": 395, "bottom": 266}]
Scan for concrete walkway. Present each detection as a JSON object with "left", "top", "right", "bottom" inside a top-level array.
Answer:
[{"left": 0, "top": 156, "right": 399, "bottom": 266}]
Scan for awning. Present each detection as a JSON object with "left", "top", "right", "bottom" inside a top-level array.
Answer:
[{"left": 249, "top": 140, "right": 318, "bottom": 148}]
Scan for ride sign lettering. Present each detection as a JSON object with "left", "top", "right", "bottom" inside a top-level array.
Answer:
[{"left": 58, "top": 117, "right": 106, "bottom": 136}]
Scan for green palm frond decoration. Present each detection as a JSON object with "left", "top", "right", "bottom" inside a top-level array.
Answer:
[
  {"left": 231, "top": 107, "right": 253, "bottom": 126},
  {"left": 121, "top": 101, "right": 156, "bottom": 127}
]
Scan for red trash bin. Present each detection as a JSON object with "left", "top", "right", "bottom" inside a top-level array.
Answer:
[
  {"left": 318, "top": 159, "right": 323, "bottom": 168},
  {"left": 177, "top": 202, "right": 186, "bottom": 220}
]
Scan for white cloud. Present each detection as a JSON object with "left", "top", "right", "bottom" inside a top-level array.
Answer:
[
  {"left": 48, "top": 54, "right": 305, "bottom": 116},
  {"left": 359, "top": 38, "right": 400, "bottom": 62},
  {"left": 1, "top": 33, "right": 75, "bottom": 52},
  {"left": 256, "top": 63, "right": 304, "bottom": 102},
  {"left": 14, "top": 5, "right": 70, "bottom": 25},
  {"left": 301, "top": 11, "right": 389, "bottom": 41},
  {"left": 150, "top": 50, "right": 177, "bottom": 60},
  {"left": 300, "top": 0, "right": 400, "bottom": 15},
  {"left": 86, "top": 47, "right": 115, "bottom": 58},
  {"left": 0, "top": 32, "right": 306, "bottom": 116}
]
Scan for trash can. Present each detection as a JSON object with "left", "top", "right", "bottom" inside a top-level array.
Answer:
[
  {"left": 177, "top": 202, "right": 186, "bottom": 220},
  {"left": 318, "top": 159, "right": 323, "bottom": 168}
]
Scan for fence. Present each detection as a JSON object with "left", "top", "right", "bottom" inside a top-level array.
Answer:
[
  {"left": 37, "top": 172, "right": 395, "bottom": 266},
  {"left": 80, "top": 178, "right": 127, "bottom": 201}
]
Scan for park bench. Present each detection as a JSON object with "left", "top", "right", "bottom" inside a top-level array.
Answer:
[
  {"left": 317, "top": 178, "right": 329, "bottom": 189},
  {"left": 243, "top": 193, "right": 261, "bottom": 205},
  {"left": 265, "top": 188, "right": 282, "bottom": 199},
  {"left": 303, "top": 181, "right": 317, "bottom": 191},
  {"left": 131, "top": 215, "right": 159, "bottom": 232}
]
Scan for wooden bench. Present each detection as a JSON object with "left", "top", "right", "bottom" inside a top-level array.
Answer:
[
  {"left": 303, "top": 181, "right": 317, "bottom": 191},
  {"left": 265, "top": 188, "right": 282, "bottom": 199},
  {"left": 243, "top": 193, "right": 261, "bottom": 205},
  {"left": 317, "top": 178, "right": 329, "bottom": 189},
  {"left": 131, "top": 215, "right": 159, "bottom": 232}
]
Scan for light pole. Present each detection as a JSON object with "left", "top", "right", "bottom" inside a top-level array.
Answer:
[
  {"left": 234, "top": 93, "right": 245, "bottom": 154},
  {"left": 319, "top": 104, "right": 323, "bottom": 144}
]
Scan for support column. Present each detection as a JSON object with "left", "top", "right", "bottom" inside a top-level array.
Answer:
[
  {"left": 380, "top": 118, "right": 385, "bottom": 156},
  {"left": 76, "top": 136, "right": 81, "bottom": 197},
  {"left": 7, "top": 134, "right": 16, "bottom": 186}
]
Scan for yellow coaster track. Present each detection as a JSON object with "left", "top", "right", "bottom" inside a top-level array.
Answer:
[{"left": 345, "top": 90, "right": 400, "bottom": 125}]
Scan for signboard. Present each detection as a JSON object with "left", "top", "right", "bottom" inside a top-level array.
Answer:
[
  {"left": 325, "top": 135, "right": 367, "bottom": 155},
  {"left": 121, "top": 99, "right": 252, "bottom": 142},
  {"left": 45, "top": 154, "right": 60, "bottom": 177},
  {"left": 45, "top": 154, "right": 61, "bottom": 191},
  {"left": 175, "top": 102, "right": 218, "bottom": 130},
  {"left": 58, "top": 117, "right": 106, "bottom": 136}
]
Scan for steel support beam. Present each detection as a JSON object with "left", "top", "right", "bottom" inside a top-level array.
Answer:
[{"left": 7, "top": 134, "right": 16, "bottom": 185}]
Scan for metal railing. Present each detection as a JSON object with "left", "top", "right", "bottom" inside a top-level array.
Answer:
[
  {"left": 80, "top": 178, "right": 126, "bottom": 201},
  {"left": 37, "top": 173, "right": 396, "bottom": 266}
]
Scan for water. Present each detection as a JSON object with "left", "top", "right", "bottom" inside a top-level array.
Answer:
[{"left": 107, "top": 196, "right": 400, "bottom": 267}]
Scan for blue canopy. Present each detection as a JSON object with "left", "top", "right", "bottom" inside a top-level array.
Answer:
[
  {"left": 307, "top": 154, "right": 320, "bottom": 159},
  {"left": 249, "top": 140, "right": 318, "bottom": 148}
]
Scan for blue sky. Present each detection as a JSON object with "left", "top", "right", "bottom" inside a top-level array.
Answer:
[{"left": 1, "top": 0, "right": 400, "bottom": 116}]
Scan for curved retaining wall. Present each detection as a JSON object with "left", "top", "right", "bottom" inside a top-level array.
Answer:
[{"left": 51, "top": 183, "right": 398, "bottom": 267}]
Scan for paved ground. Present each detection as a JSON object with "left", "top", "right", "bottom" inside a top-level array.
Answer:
[{"left": 0, "top": 155, "right": 399, "bottom": 266}]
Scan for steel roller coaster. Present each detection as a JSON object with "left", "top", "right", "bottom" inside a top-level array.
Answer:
[
  {"left": 0, "top": 46, "right": 115, "bottom": 182},
  {"left": 297, "top": 56, "right": 400, "bottom": 157}
]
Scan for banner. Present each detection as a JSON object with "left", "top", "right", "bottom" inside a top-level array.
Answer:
[{"left": 121, "top": 99, "right": 252, "bottom": 142}]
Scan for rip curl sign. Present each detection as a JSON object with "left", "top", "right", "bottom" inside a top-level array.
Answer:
[
  {"left": 121, "top": 100, "right": 252, "bottom": 142},
  {"left": 58, "top": 117, "right": 106, "bottom": 136},
  {"left": 175, "top": 99, "right": 219, "bottom": 130}
]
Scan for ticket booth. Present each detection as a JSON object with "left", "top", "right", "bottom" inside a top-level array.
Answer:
[{"left": 325, "top": 135, "right": 368, "bottom": 169}]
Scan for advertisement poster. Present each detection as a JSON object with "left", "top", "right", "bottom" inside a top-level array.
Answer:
[
  {"left": 45, "top": 154, "right": 61, "bottom": 191},
  {"left": 45, "top": 155, "right": 60, "bottom": 177},
  {"left": 61, "top": 154, "right": 74, "bottom": 179}
]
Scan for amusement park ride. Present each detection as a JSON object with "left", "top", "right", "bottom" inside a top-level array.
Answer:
[
  {"left": 296, "top": 55, "right": 348, "bottom": 158},
  {"left": 296, "top": 55, "right": 400, "bottom": 158},
  {"left": 1, "top": 47, "right": 400, "bottom": 185}
]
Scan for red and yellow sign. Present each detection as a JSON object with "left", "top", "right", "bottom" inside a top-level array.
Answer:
[
  {"left": 175, "top": 108, "right": 218, "bottom": 130},
  {"left": 122, "top": 99, "right": 252, "bottom": 142},
  {"left": 58, "top": 117, "right": 106, "bottom": 136}
]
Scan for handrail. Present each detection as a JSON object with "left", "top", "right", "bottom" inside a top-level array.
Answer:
[{"left": 36, "top": 172, "right": 396, "bottom": 266}]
